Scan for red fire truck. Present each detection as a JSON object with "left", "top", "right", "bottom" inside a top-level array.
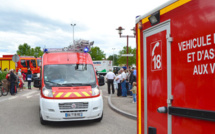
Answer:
[
  {"left": 34, "top": 40, "right": 104, "bottom": 125},
  {"left": 135, "top": 0, "right": 215, "bottom": 134},
  {"left": 16, "top": 56, "right": 40, "bottom": 74},
  {"left": 0, "top": 55, "right": 40, "bottom": 75}
]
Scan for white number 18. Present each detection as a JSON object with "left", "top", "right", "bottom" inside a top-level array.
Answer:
[{"left": 152, "top": 55, "right": 161, "bottom": 69}]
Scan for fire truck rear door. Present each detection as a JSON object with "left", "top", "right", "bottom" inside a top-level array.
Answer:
[{"left": 143, "top": 20, "right": 172, "bottom": 134}]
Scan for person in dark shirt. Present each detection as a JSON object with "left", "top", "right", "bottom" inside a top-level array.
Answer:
[
  {"left": 9, "top": 69, "right": 17, "bottom": 95},
  {"left": 26, "top": 68, "right": 32, "bottom": 89}
]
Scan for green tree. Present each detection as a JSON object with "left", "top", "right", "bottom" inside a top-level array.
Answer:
[
  {"left": 17, "top": 43, "right": 31, "bottom": 56},
  {"left": 89, "top": 46, "right": 106, "bottom": 60},
  {"left": 107, "top": 54, "right": 119, "bottom": 66},
  {"left": 34, "top": 47, "right": 44, "bottom": 57},
  {"left": 16, "top": 43, "right": 43, "bottom": 57},
  {"left": 118, "top": 46, "right": 136, "bottom": 66}
]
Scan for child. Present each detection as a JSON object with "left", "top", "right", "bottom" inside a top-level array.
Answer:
[
  {"left": 18, "top": 75, "right": 24, "bottom": 91},
  {"left": 22, "top": 71, "right": 26, "bottom": 81},
  {"left": 130, "top": 82, "right": 137, "bottom": 103}
]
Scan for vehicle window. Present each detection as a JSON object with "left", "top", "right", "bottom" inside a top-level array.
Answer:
[
  {"left": 21, "top": 60, "right": 26, "bottom": 67},
  {"left": 31, "top": 60, "right": 36, "bottom": 67},
  {"left": 37, "top": 59, "right": 42, "bottom": 67},
  {"left": 44, "top": 64, "right": 96, "bottom": 87},
  {"left": 26, "top": 60, "right": 30, "bottom": 67}
]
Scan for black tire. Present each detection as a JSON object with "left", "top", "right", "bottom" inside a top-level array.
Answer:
[
  {"left": 94, "top": 112, "right": 103, "bottom": 122},
  {"left": 40, "top": 108, "right": 47, "bottom": 125},
  {"left": 2, "top": 87, "right": 8, "bottom": 96}
]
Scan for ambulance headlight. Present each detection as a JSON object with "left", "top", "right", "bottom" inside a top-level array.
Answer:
[
  {"left": 92, "top": 86, "right": 100, "bottom": 96},
  {"left": 42, "top": 86, "right": 53, "bottom": 97}
]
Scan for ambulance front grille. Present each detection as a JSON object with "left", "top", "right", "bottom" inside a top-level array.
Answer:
[
  {"left": 60, "top": 110, "right": 87, "bottom": 113},
  {"left": 58, "top": 102, "right": 89, "bottom": 110}
]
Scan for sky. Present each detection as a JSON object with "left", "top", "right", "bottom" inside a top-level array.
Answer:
[{"left": 0, "top": 0, "right": 170, "bottom": 58}]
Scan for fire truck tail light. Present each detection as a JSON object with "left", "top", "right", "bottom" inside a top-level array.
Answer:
[{"left": 42, "top": 86, "right": 53, "bottom": 97}]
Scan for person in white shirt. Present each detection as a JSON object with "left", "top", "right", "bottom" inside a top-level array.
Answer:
[
  {"left": 115, "top": 70, "right": 122, "bottom": 96},
  {"left": 121, "top": 68, "right": 127, "bottom": 97},
  {"left": 105, "top": 69, "right": 116, "bottom": 94}
]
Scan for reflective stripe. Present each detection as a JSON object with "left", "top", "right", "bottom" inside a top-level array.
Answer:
[
  {"left": 55, "top": 92, "right": 63, "bottom": 98},
  {"left": 137, "top": 27, "right": 142, "bottom": 134},
  {"left": 74, "top": 92, "right": 82, "bottom": 97},
  {"left": 64, "top": 92, "right": 72, "bottom": 97},
  {"left": 142, "top": 0, "right": 191, "bottom": 24},
  {"left": 82, "top": 92, "right": 90, "bottom": 97},
  {"left": 160, "top": 0, "right": 191, "bottom": 15}
]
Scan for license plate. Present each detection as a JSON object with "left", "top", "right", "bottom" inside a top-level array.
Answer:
[{"left": 65, "top": 113, "right": 83, "bottom": 117}]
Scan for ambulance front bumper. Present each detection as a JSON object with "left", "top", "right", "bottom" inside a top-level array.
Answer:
[{"left": 40, "top": 95, "right": 103, "bottom": 122}]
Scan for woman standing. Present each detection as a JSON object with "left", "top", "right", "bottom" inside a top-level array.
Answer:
[
  {"left": 26, "top": 68, "right": 32, "bottom": 89},
  {"left": 115, "top": 70, "right": 122, "bottom": 97}
]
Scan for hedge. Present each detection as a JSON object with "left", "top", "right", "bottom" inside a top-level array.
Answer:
[{"left": 0, "top": 71, "right": 8, "bottom": 81}]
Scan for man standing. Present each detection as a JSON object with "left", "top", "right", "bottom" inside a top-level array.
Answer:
[
  {"left": 132, "top": 67, "right": 136, "bottom": 78},
  {"left": 27, "top": 68, "right": 32, "bottom": 89},
  {"left": 121, "top": 68, "right": 127, "bottom": 97},
  {"left": 9, "top": 69, "right": 16, "bottom": 95},
  {"left": 105, "top": 69, "right": 116, "bottom": 94}
]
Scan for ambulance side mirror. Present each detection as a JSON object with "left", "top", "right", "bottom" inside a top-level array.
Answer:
[
  {"left": 34, "top": 77, "right": 41, "bottom": 88},
  {"left": 98, "top": 75, "right": 105, "bottom": 86}
]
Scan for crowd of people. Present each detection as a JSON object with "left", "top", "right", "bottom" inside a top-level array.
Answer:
[
  {"left": 105, "top": 66, "right": 137, "bottom": 103},
  {"left": 1, "top": 68, "right": 33, "bottom": 96}
]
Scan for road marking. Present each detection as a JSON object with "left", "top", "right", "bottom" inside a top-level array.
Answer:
[
  {"left": 35, "top": 93, "right": 40, "bottom": 96},
  {"left": 22, "top": 90, "right": 38, "bottom": 97},
  {"left": 8, "top": 96, "right": 18, "bottom": 100},
  {"left": 26, "top": 96, "right": 32, "bottom": 99},
  {"left": 0, "top": 98, "right": 9, "bottom": 103}
]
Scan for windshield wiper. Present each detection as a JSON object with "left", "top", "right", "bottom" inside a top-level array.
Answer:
[{"left": 45, "top": 80, "right": 62, "bottom": 86}]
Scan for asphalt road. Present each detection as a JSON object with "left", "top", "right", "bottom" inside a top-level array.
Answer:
[{"left": 0, "top": 85, "right": 136, "bottom": 134}]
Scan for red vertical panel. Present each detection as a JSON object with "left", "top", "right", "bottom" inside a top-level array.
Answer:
[{"left": 146, "top": 31, "right": 168, "bottom": 134}]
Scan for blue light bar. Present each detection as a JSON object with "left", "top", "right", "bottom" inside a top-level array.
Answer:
[
  {"left": 84, "top": 47, "right": 89, "bottom": 53},
  {"left": 44, "top": 48, "right": 48, "bottom": 53}
]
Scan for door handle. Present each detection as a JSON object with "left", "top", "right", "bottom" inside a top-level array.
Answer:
[{"left": 157, "top": 106, "right": 167, "bottom": 113}]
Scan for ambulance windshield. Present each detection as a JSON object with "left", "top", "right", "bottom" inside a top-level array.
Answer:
[{"left": 44, "top": 64, "right": 96, "bottom": 87}]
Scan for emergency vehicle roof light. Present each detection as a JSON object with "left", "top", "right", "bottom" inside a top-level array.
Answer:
[
  {"left": 84, "top": 47, "right": 89, "bottom": 53},
  {"left": 43, "top": 39, "right": 94, "bottom": 53},
  {"left": 44, "top": 48, "right": 48, "bottom": 53},
  {"left": 148, "top": 11, "right": 160, "bottom": 26}
]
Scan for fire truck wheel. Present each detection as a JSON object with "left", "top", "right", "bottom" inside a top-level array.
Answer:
[
  {"left": 94, "top": 112, "right": 103, "bottom": 122},
  {"left": 40, "top": 108, "right": 47, "bottom": 125}
]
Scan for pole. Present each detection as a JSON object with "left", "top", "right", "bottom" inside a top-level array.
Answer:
[
  {"left": 71, "top": 24, "right": 76, "bottom": 44},
  {"left": 112, "top": 48, "right": 115, "bottom": 66},
  {"left": 73, "top": 26, "right": 74, "bottom": 44},
  {"left": 113, "top": 50, "right": 114, "bottom": 66},
  {"left": 116, "top": 27, "right": 135, "bottom": 69},
  {"left": 127, "top": 35, "right": 129, "bottom": 69}
]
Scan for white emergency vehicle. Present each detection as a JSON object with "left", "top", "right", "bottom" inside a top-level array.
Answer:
[{"left": 93, "top": 60, "right": 112, "bottom": 75}]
